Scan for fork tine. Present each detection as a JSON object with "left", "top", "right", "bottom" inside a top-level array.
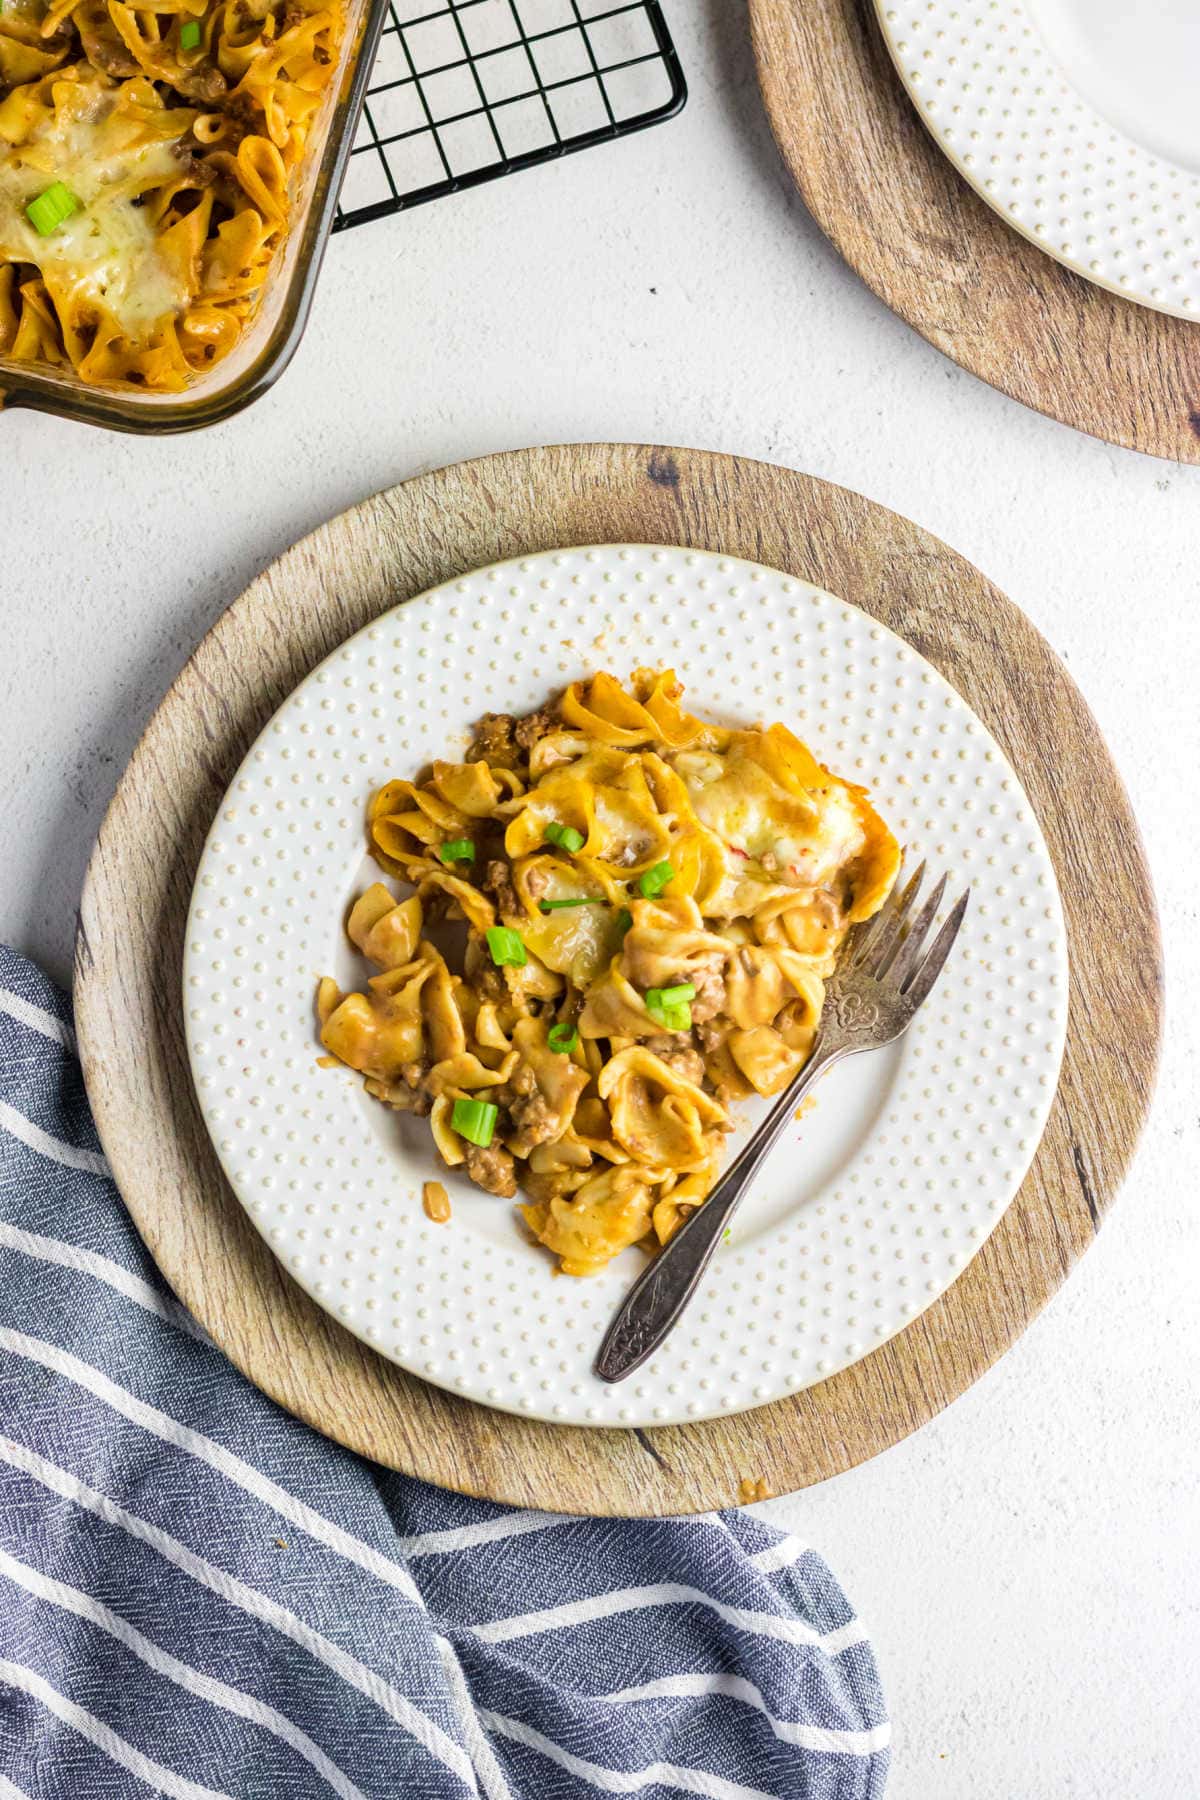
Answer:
[
  {"left": 883, "top": 872, "right": 948, "bottom": 987},
  {"left": 841, "top": 854, "right": 911, "bottom": 969},
  {"left": 862, "top": 860, "right": 926, "bottom": 976},
  {"left": 902, "top": 888, "right": 971, "bottom": 1009},
  {"left": 845, "top": 856, "right": 919, "bottom": 969}
]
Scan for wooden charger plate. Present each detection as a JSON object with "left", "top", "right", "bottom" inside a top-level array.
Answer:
[
  {"left": 75, "top": 444, "right": 1162, "bottom": 1515},
  {"left": 749, "top": 0, "right": 1200, "bottom": 462}
]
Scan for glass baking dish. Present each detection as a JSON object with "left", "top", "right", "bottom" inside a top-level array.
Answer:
[{"left": 0, "top": 0, "right": 388, "bottom": 434}]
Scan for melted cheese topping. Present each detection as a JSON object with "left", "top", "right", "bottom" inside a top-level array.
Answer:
[
  {"left": 0, "top": 89, "right": 186, "bottom": 339},
  {"left": 1, "top": 0, "right": 346, "bottom": 388},
  {"left": 675, "top": 748, "right": 866, "bottom": 892}
]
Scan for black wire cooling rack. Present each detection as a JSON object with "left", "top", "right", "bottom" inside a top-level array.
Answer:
[{"left": 333, "top": 0, "right": 685, "bottom": 230}]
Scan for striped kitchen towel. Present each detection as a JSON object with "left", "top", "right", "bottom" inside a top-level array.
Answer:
[{"left": 0, "top": 946, "right": 889, "bottom": 1800}]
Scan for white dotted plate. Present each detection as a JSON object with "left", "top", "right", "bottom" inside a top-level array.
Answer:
[
  {"left": 874, "top": 0, "right": 1200, "bottom": 320},
  {"left": 183, "top": 546, "right": 1068, "bottom": 1429}
]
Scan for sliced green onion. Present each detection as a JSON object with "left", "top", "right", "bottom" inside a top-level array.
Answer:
[
  {"left": 614, "top": 907, "right": 633, "bottom": 937},
  {"left": 645, "top": 983, "right": 696, "bottom": 1031},
  {"left": 637, "top": 860, "right": 675, "bottom": 899},
  {"left": 485, "top": 925, "right": 526, "bottom": 968},
  {"left": 179, "top": 18, "right": 202, "bottom": 47},
  {"left": 547, "top": 1022, "right": 578, "bottom": 1055},
  {"left": 25, "top": 181, "right": 79, "bottom": 237},
  {"left": 544, "top": 822, "right": 584, "bottom": 853},
  {"left": 451, "top": 1097, "right": 498, "bottom": 1147},
  {"left": 439, "top": 838, "right": 474, "bottom": 863},
  {"left": 539, "top": 895, "right": 602, "bottom": 913}
]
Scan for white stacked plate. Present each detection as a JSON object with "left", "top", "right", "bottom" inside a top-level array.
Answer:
[{"left": 875, "top": 0, "right": 1200, "bottom": 318}]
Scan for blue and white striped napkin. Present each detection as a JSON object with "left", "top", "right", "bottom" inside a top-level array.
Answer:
[{"left": 0, "top": 946, "right": 890, "bottom": 1799}]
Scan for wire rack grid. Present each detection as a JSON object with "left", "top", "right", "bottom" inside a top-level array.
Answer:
[{"left": 333, "top": 0, "right": 685, "bottom": 229}]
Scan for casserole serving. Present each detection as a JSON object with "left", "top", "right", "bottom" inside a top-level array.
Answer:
[
  {"left": 317, "top": 669, "right": 901, "bottom": 1275},
  {"left": 0, "top": 0, "right": 385, "bottom": 429}
]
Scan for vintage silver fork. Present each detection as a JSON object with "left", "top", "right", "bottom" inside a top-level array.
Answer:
[{"left": 594, "top": 862, "right": 971, "bottom": 1383}]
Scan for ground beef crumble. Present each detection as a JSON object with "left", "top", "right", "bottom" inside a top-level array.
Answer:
[
  {"left": 468, "top": 712, "right": 521, "bottom": 770},
  {"left": 514, "top": 701, "right": 559, "bottom": 750},
  {"left": 221, "top": 88, "right": 261, "bottom": 128},
  {"left": 645, "top": 1035, "right": 707, "bottom": 1087},
  {"left": 171, "top": 145, "right": 218, "bottom": 185},
  {"left": 483, "top": 859, "right": 520, "bottom": 922},
  {"left": 77, "top": 32, "right": 139, "bottom": 76},
  {"left": 463, "top": 1142, "right": 517, "bottom": 1198},
  {"left": 688, "top": 962, "right": 726, "bottom": 1024},
  {"left": 508, "top": 1087, "right": 560, "bottom": 1148},
  {"left": 181, "top": 64, "right": 228, "bottom": 102}
]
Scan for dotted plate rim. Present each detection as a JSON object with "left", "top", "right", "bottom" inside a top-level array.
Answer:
[{"left": 873, "top": 0, "right": 1200, "bottom": 322}]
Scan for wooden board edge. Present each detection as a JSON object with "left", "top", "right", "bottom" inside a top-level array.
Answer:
[
  {"left": 746, "top": 0, "right": 1200, "bottom": 465},
  {"left": 72, "top": 443, "right": 1165, "bottom": 1513}
]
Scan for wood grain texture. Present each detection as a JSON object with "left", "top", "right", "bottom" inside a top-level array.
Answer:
[
  {"left": 73, "top": 443, "right": 1162, "bottom": 1515},
  {"left": 749, "top": 0, "right": 1200, "bottom": 462}
]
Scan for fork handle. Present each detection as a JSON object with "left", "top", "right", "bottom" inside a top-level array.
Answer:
[{"left": 593, "top": 1038, "right": 845, "bottom": 1384}]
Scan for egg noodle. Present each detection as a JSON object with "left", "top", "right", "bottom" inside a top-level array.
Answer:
[
  {"left": 0, "top": 0, "right": 343, "bottom": 389},
  {"left": 317, "top": 671, "right": 901, "bottom": 1276}
]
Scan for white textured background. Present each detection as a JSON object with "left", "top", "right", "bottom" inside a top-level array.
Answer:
[{"left": 1, "top": 2, "right": 1197, "bottom": 1794}]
